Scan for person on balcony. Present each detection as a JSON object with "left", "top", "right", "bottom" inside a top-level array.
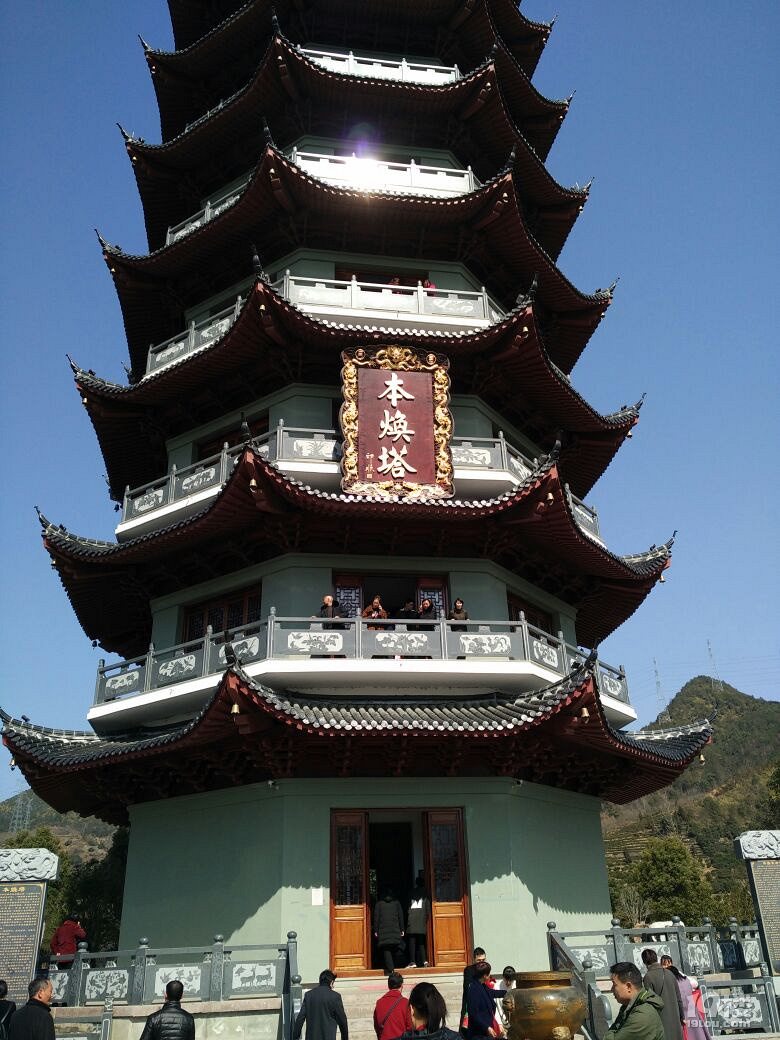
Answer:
[
  {"left": 363, "top": 595, "right": 389, "bottom": 629},
  {"left": 314, "top": 594, "right": 345, "bottom": 629},
  {"left": 397, "top": 599, "right": 418, "bottom": 626},
  {"left": 447, "top": 599, "right": 469, "bottom": 631},
  {"left": 422, "top": 278, "right": 438, "bottom": 292}
]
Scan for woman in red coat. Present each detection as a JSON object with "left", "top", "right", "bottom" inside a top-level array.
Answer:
[{"left": 50, "top": 915, "right": 87, "bottom": 967}]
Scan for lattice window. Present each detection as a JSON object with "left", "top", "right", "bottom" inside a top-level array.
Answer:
[
  {"left": 197, "top": 414, "right": 269, "bottom": 461},
  {"left": 183, "top": 587, "right": 262, "bottom": 642},
  {"left": 507, "top": 593, "right": 554, "bottom": 635},
  {"left": 335, "top": 824, "right": 364, "bottom": 906},
  {"left": 334, "top": 574, "right": 363, "bottom": 619},
  {"left": 431, "top": 821, "right": 461, "bottom": 903}
]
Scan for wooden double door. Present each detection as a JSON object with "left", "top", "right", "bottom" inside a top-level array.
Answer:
[{"left": 330, "top": 809, "right": 470, "bottom": 973}]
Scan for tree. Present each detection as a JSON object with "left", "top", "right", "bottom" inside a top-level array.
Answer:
[
  {"left": 628, "top": 836, "right": 713, "bottom": 924},
  {"left": 613, "top": 883, "right": 652, "bottom": 927},
  {"left": 69, "top": 828, "right": 129, "bottom": 950}
]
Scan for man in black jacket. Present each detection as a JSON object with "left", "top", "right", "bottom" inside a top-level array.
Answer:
[
  {"left": 460, "top": 948, "right": 487, "bottom": 1037},
  {"left": 9, "top": 978, "right": 54, "bottom": 1040},
  {"left": 139, "top": 981, "right": 195, "bottom": 1040},
  {"left": 294, "top": 971, "right": 348, "bottom": 1040}
]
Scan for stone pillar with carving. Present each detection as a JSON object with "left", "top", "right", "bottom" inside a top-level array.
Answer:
[
  {"left": 734, "top": 830, "right": 780, "bottom": 975},
  {"left": 0, "top": 847, "right": 60, "bottom": 1001}
]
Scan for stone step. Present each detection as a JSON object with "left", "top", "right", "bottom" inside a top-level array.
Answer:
[{"left": 324, "top": 973, "right": 464, "bottom": 1040}]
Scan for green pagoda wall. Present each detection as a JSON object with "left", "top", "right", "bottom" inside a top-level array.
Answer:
[{"left": 120, "top": 777, "right": 610, "bottom": 980}]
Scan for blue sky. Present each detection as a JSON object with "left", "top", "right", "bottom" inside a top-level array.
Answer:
[{"left": 0, "top": 2, "right": 778, "bottom": 802}]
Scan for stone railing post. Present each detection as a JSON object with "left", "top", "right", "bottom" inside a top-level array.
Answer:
[
  {"left": 209, "top": 935, "right": 225, "bottom": 1002},
  {"left": 355, "top": 612, "right": 363, "bottom": 659},
  {"left": 671, "top": 916, "right": 687, "bottom": 971},
  {"left": 66, "top": 942, "right": 89, "bottom": 1007},
  {"left": 131, "top": 938, "right": 149, "bottom": 1005},
  {"left": 95, "top": 659, "right": 106, "bottom": 704},
  {"left": 701, "top": 916, "right": 720, "bottom": 972},
  {"left": 267, "top": 607, "right": 276, "bottom": 658},
  {"left": 99, "top": 999, "right": 114, "bottom": 1040},
  {"left": 143, "top": 644, "right": 154, "bottom": 692},
  {"left": 610, "top": 918, "right": 626, "bottom": 965}
]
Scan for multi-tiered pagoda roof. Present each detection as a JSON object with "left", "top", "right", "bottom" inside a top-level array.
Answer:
[{"left": 4, "top": 0, "right": 710, "bottom": 821}]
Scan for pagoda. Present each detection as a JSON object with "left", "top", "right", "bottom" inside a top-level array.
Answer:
[{"left": 3, "top": 0, "right": 713, "bottom": 978}]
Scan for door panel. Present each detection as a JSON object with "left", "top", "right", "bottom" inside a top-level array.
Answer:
[
  {"left": 331, "top": 812, "right": 370, "bottom": 971},
  {"left": 425, "top": 809, "right": 469, "bottom": 967}
]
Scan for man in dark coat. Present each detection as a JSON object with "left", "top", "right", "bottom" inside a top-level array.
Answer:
[
  {"left": 641, "top": 950, "right": 684, "bottom": 1040},
  {"left": 294, "top": 971, "right": 348, "bottom": 1040},
  {"left": 460, "top": 947, "right": 487, "bottom": 1036},
  {"left": 373, "top": 891, "right": 405, "bottom": 974},
  {"left": 9, "top": 979, "right": 54, "bottom": 1040},
  {"left": 405, "top": 874, "right": 431, "bottom": 968},
  {"left": 139, "top": 980, "right": 195, "bottom": 1040}
]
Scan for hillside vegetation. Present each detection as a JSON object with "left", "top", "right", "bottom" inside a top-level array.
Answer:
[{"left": 603, "top": 676, "right": 780, "bottom": 924}]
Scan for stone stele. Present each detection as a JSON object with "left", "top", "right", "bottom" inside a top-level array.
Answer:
[{"left": 734, "top": 831, "right": 780, "bottom": 860}]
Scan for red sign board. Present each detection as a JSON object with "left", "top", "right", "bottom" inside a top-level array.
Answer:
[{"left": 357, "top": 368, "right": 436, "bottom": 486}]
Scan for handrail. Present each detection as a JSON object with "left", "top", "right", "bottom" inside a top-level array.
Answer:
[
  {"left": 289, "top": 148, "right": 478, "bottom": 194},
  {"left": 166, "top": 178, "right": 249, "bottom": 244},
  {"left": 273, "top": 271, "right": 505, "bottom": 324},
  {"left": 44, "top": 933, "right": 299, "bottom": 1021},
  {"left": 145, "top": 295, "right": 243, "bottom": 376},
  {"left": 300, "top": 47, "right": 461, "bottom": 84},
  {"left": 547, "top": 923, "right": 612, "bottom": 1040},
  {"left": 94, "top": 613, "right": 630, "bottom": 708}
]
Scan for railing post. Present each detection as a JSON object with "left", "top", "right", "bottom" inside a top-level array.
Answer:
[
  {"left": 283, "top": 269, "right": 291, "bottom": 300},
  {"left": 122, "top": 485, "right": 130, "bottom": 521},
  {"left": 168, "top": 464, "right": 177, "bottom": 504},
  {"left": 347, "top": 51, "right": 355, "bottom": 74},
  {"left": 416, "top": 280, "right": 425, "bottom": 315},
  {"left": 66, "top": 942, "right": 88, "bottom": 1006},
  {"left": 276, "top": 418, "right": 284, "bottom": 461},
  {"left": 498, "top": 429, "right": 508, "bottom": 470},
  {"left": 234, "top": 294, "right": 242, "bottom": 318},
  {"left": 401, "top": 57, "right": 409, "bottom": 81},
  {"left": 671, "top": 916, "right": 687, "bottom": 971},
  {"left": 204, "top": 624, "right": 213, "bottom": 677},
  {"left": 350, "top": 274, "right": 358, "bottom": 309},
  {"left": 146, "top": 343, "right": 154, "bottom": 373},
  {"left": 439, "top": 618, "right": 448, "bottom": 660},
  {"left": 518, "top": 611, "right": 529, "bottom": 660},
  {"left": 188, "top": 320, "right": 196, "bottom": 351},
  {"left": 100, "top": 999, "right": 114, "bottom": 1040},
  {"left": 204, "top": 201, "right": 212, "bottom": 223},
  {"left": 702, "top": 917, "right": 721, "bottom": 973},
  {"left": 131, "top": 938, "right": 149, "bottom": 1004},
  {"left": 610, "top": 917, "right": 626, "bottom": 964},
  {"left": 287, "top": 930, "right": 302, "bottom": 1040},
  {"left": 467, "top": 165, "right": 474, "bottom": 191},
  {"left": 558, "top": 630, "right": 567, "bottom": 673},
  {"left": 220, "top": 442, "right": 229, "bottom": 483},
  {"left": 355, "top": 613, "right": 363, "bottom": 659},
  {"left": 481, "top": 285, "right": 488, "bottom": 317},
  {"left": 267, "top": 607, "right": 276, "bottom": 658},
  {"left": 409, "top": 157, "right": 418, "bottom": 189},
  {"left": 144, "top": 644, "right": 154, "bottom": 692},
  {"left": 95, "top": 659, "right": 106, "bottom": 704},
  {"left": 619, "top": 665, "right": 628, "bottom": 702},
  {"left": 209, "top": 935, "right": 225, "bottom": 1002}
]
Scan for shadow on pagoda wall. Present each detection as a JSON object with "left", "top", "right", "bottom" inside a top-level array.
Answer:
[{"left": 119, "top": 777, "right": 610, "bottom": 978}]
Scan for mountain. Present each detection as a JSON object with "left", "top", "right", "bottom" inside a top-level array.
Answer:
[
  {"left": 602, "top": 676, "right": 780, "bottom": 890},
  {"left": 0, "top": 790, "right": 115, "bottom": 863}
]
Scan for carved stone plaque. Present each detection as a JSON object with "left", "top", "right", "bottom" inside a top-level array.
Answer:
[{"left": 0, "top": 881, "right": 46, "bottom": 1001}]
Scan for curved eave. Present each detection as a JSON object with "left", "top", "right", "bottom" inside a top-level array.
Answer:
[
  {"left": 40, "top": 450, "right": 670, "bottom": 653},
  {"left": 1, "top": 665, "right": 713, "bottom": 823},
  {"left": 128, "top": 36, "right": 583, "bottom": 253},
  {"left": 77, "top": 291, "right": 629, "bottom": 500},
  {"left": 150, "top": 21, "right": 565, "bottom": 153},
  {"left": 108, "top": 152, "right": 608, "bottom": 374},
  {"left": 166, "top": 0, "right": 549, "bottom": 77}
]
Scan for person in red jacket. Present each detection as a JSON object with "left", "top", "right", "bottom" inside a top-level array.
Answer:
[
  {"left": 49, "top": 915, "right": 86, "bottom": 968},
  {"left": 374, "top": 972, "right": 412, "bottom": 1040}
]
